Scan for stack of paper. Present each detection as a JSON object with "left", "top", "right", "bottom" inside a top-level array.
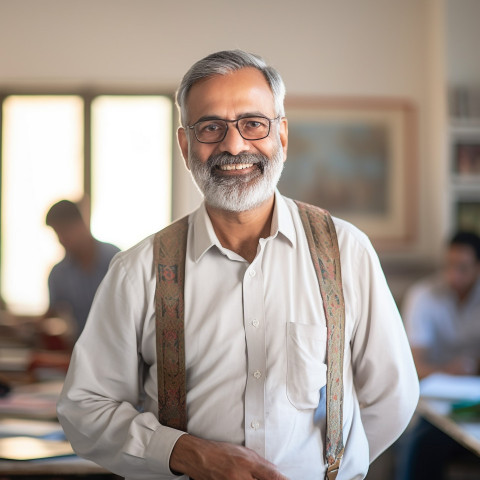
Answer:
[
  {"left": 0, "top": 436, "right": 74, "bottom": 460},
  {"left": 0, "top": 381, "right": 62, "bottom": 419},
  {"left": 420, "top": 374, "right": 480, "bottom": 402}
]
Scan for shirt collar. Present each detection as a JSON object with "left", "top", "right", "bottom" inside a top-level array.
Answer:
[
  {"left": 191, "top": 189, "right": 296, "bottom": 263},
  {"left": 272, "top": 189, "right": 297, "bottom": 248}
]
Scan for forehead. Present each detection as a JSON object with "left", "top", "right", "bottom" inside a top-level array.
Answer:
[{"left": 185, "top": 67, "right": 275, "bottom": 122}]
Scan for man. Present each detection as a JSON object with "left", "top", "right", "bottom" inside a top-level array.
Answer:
[
  {"left": 57, "top": 50, "right": 418, "bottom": 480},
  {"left": 45, "top": 199, "right": 120, "bottom": 341},
  {"left": 403, "top": 231, "right": 480, "bottom": 379},
  {"left": 396, "top": 231, "right": 480, "bottom": 480}
]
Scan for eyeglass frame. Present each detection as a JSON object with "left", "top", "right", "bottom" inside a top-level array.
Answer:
[{"left": 185, "top": 114, "right": 282, "bottom": 144}]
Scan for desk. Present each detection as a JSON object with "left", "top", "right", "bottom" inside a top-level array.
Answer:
[
  {"left": 417, "top": 373, "right": 480, "bottom": 458},
  {"left": 0, "top": 456, "right": 120, "bottom": 478},
  {"left": 0, "top": 368, "right": 119, "bottom": 479},
  {"left": 418, "top": 398, "right": 480, "bottom": 457}
]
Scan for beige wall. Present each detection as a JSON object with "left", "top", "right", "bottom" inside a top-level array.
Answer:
[
  {"left": 0, "top": 0, "right": 453, "bottom": 265},
  {"left": 446, "top": 0, "right": 480, "bottom": 90}
]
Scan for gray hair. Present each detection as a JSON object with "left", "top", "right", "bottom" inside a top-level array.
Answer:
[{"left": 175, "top": 50, "right": 286, "bottom": 127}]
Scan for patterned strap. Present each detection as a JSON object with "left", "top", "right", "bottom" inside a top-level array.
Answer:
[
  {"left": 153, "top": 203, "right": 346, "bottom": 477},
  {"left": 153, "top": 215, "right": 189, "bottom": 432},
  {"left": 295, "top": 200, "right": 345, "bottom": 480}
]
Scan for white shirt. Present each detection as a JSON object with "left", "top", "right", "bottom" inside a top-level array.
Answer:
[
  {"left": 403, "top": 275, "right": 480, "bottom": 365},
  {"left": 57, "top": 191, "right": 419, "bottom": 480}
]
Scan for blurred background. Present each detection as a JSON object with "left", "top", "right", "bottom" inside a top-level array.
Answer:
[
  {"left": 0, "top": 0, "right": 479, "bottom": 314},
  {"left": 0, "top": 0, "right": 480, "bottom": 478}
]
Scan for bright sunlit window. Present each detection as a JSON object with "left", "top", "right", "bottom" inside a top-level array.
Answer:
[
  {"left": 1, "top": 93, "right": 173, "bottom": 315},
  {"left": 1, "top": 95, "right": 84, "bottom": 314},
  {"left": 91, "top": 96, "right": 172, "bottom": 250}
]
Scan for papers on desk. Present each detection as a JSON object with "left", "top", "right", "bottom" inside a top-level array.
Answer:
[
  {"left": 0, "top": 415, "right": 74, "bottom": 461},
  {"left": 0, "top": 418, "right": 65, "bottom": 439},
  {"left": 0, "top": 381, "right": 62, "bottom": 419},
  {"left": 0, "top": 436, "right": 74, "bottom": 460},
  {"left": 0, "top": 380, "right": 77, "bottom": 462},
  {"left": 420, "top": 373, "right": 480, "bottom": 403}
]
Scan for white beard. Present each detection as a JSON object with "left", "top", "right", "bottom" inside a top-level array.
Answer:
[{"left": 188, "top": 142, "right": 284, "bottom": 213}]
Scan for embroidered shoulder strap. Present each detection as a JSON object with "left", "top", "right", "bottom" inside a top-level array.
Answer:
[
  {"left": 154, "top": 203, "right": 346, "bottom": 478},
  {"left": 153, "top": 215, "right": 189, "bottom": 432},
  {"left": 295, "top": 200, "right": 345, "bottom": 480}
]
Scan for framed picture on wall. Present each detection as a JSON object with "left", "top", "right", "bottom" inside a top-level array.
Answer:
[
  {"left": 278, "top": 97, "right": 417, "bottom": 251},
  {"left": 456, "top": 200, "right": 480, "bottom": 236}
]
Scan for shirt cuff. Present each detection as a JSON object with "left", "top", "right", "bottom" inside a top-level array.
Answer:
[{"left": 145, "top": 425, "right": 188, "bottom": 476}]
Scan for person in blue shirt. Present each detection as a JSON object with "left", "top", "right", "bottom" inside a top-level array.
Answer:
[
  {"left": 45, "top": 199, "right": 120, "bottom": 344},
  {"left": 397, "top": 230, "right": 480, "bottom": 480}
]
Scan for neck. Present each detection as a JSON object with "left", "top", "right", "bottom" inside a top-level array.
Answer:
[
  {"left": 206, "top": 195, "right": 275, "bottom": 263},
  {"left": 72, "top": 236, "right": 97, "bottom": 270}
]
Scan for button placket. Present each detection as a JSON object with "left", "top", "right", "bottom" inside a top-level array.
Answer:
[{"left": 243, "top": 261, "right": 266, "bottom": 456}]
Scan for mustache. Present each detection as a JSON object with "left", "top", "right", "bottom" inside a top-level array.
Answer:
[{"left": 206, "top": 152, "right": 268, "bottom": 173}]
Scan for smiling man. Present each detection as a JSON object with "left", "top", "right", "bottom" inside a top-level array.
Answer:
[{"left": 57, "top": 50, "right": 419, "bottom": 480}]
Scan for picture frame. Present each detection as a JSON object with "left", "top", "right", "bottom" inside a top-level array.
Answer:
[
  {"left": 278, "top": 97, "right": 417, "bottom": 250},
  {"left": 456, "top": 200, "right": 480, "bottom": 237}
]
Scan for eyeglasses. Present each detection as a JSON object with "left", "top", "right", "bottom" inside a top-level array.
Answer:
[{"left": 186, "top": 115, "right": 280, "bottom": 144}]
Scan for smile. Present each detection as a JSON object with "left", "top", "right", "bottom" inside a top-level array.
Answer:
[{"left": 217, "top": 163, "right": 254, "bottom": 171}]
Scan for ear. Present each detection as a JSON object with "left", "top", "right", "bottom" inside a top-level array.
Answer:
[
  {"left": 279, "top": 117, "right": 288, "bottom": 162},
  {"left": 177, "top": 127, "right": 190, "bottom": 170}
]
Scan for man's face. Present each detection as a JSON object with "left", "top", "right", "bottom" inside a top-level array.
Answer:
[
  {"left": 177, "top": 67, "right": 288, "bottom": 212},
  {"left": 444, "top": 244, "right": 480, "bottom": 297}
]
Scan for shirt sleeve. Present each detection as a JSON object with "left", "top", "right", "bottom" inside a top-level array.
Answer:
[
  {"left": 345, "top": 232, "right": 419, "bottom": 463},
  {"left": 56, "top": 250, "right": 187, "bottom": 479}
]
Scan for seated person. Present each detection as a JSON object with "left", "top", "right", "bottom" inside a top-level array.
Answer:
[
  {"left": 403, "top": 230, "right": 480, "bottom": 379},
  {"left": 396, "top": 230, "right": 480, "bottom": 480},
  {"left": 44, "top": 199, "right": 120, "bottom": 345}
]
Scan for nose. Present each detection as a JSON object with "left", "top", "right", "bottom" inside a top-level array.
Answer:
[{"left": 217, "top": 123, "right": 250, "bottom": 156}]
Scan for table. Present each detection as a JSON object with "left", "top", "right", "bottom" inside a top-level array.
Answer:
[
  {"left": 417, "top": 397, "right": 480, "bottom": 457},
  {"left": 0, "top": 369, "right": 119, "bottom": 478},
  {"left": 0, "top": 455, "right": 119, "bottom": 478}
]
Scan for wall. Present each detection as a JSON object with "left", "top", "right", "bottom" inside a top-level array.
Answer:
[
  {"left": 0, "top": 0, "right": 445, "bottom": 266},
  {"left": 446, "top": 0, "right": 480, "bottom": 92}
]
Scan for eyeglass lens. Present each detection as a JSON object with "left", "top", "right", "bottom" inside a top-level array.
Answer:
[{"left": 194, "top": 116, "right": 271, "bottom": 143}]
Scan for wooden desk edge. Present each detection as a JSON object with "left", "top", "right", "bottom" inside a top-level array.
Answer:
[
  {"left": 417, "top": 398, "right": 480, "bottom": 457},
  {"left": 0, "top": 456, "right": 111, "bottom": 475}
]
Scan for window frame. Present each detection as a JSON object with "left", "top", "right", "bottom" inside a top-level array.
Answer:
[{"left": 0, "top": 88, "right": 177, "bottom": 303}]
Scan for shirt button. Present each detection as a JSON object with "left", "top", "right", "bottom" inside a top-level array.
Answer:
[
  {"left": 253, "top": 370, "right": 262, "bottom": 379},
  {"left": 250, "top": 420, "right": 260, "bottom": 430},
  {"left": 249, "top": 269, "right": 256, "bottom": 277},
  {"left": 252, "top": 318, "right": 259, "bottom": 328}
]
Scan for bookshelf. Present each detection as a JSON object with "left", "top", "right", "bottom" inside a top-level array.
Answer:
[{"left": 447, "top": 118, "right": 480, "bottom": 236}]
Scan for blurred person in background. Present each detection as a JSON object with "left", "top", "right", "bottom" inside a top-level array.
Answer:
[
  {"left": 397, "top": 230, "right": 480, "bottom": 480},
  {"left": 44, "top": 199, "right": 120, "bottom": 346},
  {"left": 404, "top": 230, "right": 480, "bottom": 379}
]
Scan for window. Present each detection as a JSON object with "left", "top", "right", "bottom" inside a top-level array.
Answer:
[
  {"left": 90, "top": 96, "right": 171, "bottom": 250},
  {"left": 1, "top": 93, "right": 173, "bottom": 315}
]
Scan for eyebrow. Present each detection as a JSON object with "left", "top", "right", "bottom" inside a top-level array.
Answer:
[{"left": 192, "top": 111, "right": 270, "bottom": 124}]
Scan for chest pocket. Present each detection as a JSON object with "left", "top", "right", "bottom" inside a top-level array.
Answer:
[{"left": 286, "top": 322, "right": 327, "bottom": 410}]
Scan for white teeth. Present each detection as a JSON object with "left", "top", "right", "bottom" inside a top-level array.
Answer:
[{"left": 219, "top": 163, "right": 254, "bottom": 171}]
